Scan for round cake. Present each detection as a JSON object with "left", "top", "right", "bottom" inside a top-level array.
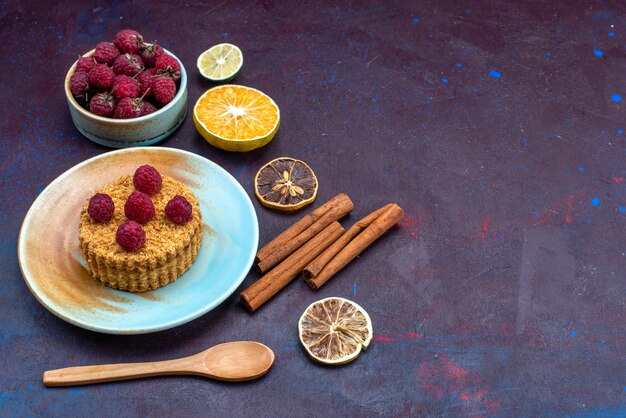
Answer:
[{"left": 79, "top": 173, "right": 202, "bottom": 292}]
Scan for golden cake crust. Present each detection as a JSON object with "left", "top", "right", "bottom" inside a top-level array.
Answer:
[{"left": 79, "top": 175, "right": 203, "bottom": 292}]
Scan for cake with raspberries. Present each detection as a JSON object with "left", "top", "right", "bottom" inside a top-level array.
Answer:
[{"left": 79, "top": 165, "right": 202, "bottom": 292}]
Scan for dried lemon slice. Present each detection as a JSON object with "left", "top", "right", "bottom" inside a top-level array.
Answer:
[
  {"left": 254, "top": 157, "right": 318, "bottom": 212},
  {"left": 193, "top": 85, "right": 280, "bottom": 152},
  {"left": 197, "top": 43, "right": 243, "bottom": 82},
  {"left": 298, "top": 297, "right": 373, "bottom": 365}
]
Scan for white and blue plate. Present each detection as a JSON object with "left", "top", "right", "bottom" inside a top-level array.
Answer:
[{"left": 18, "top": 147, "right": 258, "bottom": 334}]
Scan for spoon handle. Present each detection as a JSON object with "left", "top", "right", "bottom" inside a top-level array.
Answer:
[{"left": 43, "top": 356, "right": 199, "bottom": 387}]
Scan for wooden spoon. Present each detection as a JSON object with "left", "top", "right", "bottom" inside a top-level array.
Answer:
[{"left": 43, "top": 341, "right": 274, "bottom": 387}]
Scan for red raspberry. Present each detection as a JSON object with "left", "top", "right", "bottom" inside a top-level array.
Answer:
[
  {"left": 124, "top": 191, "right": 155, "bottom": 223},
  {"left": 165, "top": 195, "right": 193, "bottom": 224},
  {"left": 155, "top": 54, "right": 181, "bottom": 80},
  {"left": 152, "top": 76, "right": 176, "bottom": 105},
  {"left": 112, "top": 75, "right": 140, "bottom": 100},
  {"left": 116, "top": 220, "right": 146, "bottom": 252},
  {"left": 112, "top": 53, "right": 144, "bottom": 76},
  {"left": 76, "top": 56, "right": 96, "bottom": 73},
  {"left": 93, "top": 42, "right": 120, "bottom": 65},
  {"left": 89, "top": 92, "right": 116, "bottom": 117},
  {"left": 133, "top": 165, "right": 162, "bottom": 195},
  {"left": 141, "top": 101, "right": 158, "bottom": 116},
  {"left": 113, "top": 97, "right": 140, "bottom": 119},
  {"left": 137, "top": 68, "right": 156, "bottom": 98},
  {"left": 114, "top": 97, "right": 156, "bottom": 119},
  {"left": 114, "top": 29, "right": 144, "bottom": 54},
  {"left": 89, "top": 64, "right": 115, "bottom": 90},
  {"left": 140, "top": 43, "right": 164, "bottom": 68},
  {"left": 70, "top": 71, "right": 90, "bottom": 97},
  {"left": 88, "top": 193, "right": 114, "bottom": 222}
]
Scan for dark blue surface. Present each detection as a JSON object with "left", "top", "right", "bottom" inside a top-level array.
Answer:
[{"left": 1, "top": 1, "right": 625, "bottom": 416}]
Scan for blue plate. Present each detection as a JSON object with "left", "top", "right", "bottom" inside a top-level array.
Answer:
[{"left": 18, "top": 147, "right": 258, "bottom": 334}]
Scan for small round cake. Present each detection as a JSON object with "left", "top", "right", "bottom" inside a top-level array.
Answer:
[{"left": 79, "top": 172, "right": 202, "bottom": 292}]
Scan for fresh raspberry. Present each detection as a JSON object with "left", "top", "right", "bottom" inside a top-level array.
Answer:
[
  {"left": 114, "top": 29, "right": 144, "bottom": 54},
  {"left": 137, "top": 68, "right": 156, "bottom": 98},
  {"left": 141, "top": 101, "right": 158, "bottom": 116},
  {"left": 114, "top": 96, "right": 156, "bottom": 119},
  {"left": 93, "top": 42, "right": 120, "bottom": 65},
  {"left": 112, "top": 53, "right": 144, "bottom": 76},
  {"left": 124, "top": 191, "right": 155, "bottom": 223},
  {"left": 89, "top": 92, "right": 116, "bottom": 117},
  {"left": 88, "top": 64, "right": 115, "bottom": 90},
  {"left": 88, "top": 193, "right": 115, "bottom": 222},
  {"left": 116, "top": 220, "right": 146, "bottom": 252},
  {"left": 165, "top": 195, "right": 193, "bottom": 224},
  {"left": 112, "top": 75, "right": 140, "bottom": 100},
  {"left": 155, "top": 54, "right": 181, "bottom": 80},
  {"left": 76, "top": 56, "right": 96, "bottom": 73},
  {"left": 140, "top": 43, "right": 164, "bottom": 68},
  {"left": 113, "top": 97, "right": 140, "bottom": 119},
  {"left": 70, "top": 70, "right": 90, "bottom": 97},
  {"left": 133, "top": 165, "right": 162, "bottom": 195},
  {"left": 152, "top": 76, "right": 176, "bottom": 105}
]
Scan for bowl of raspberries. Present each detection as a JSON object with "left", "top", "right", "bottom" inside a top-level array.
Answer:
[{"left": 64, "top": 29, "right": 187, "bottom": 148}]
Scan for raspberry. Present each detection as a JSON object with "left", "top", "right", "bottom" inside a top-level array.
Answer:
[
  {"left": 116, "top": 220, "right": 146, "bottom": 252},
  {"left": 113, "top": 96, "right": 155, "bottom": 119},
  {"left": 113, "top": 97, "right": 140, "bottom": 119},
  {"left": 76, "top": 56, "right": 96, "bottom": 73},
  {"left": 141, "top": 101, "right": 158, "bottom": 116},
  {"left": 155, "top": 54, "right": 181, "bottom": 80},
  {"left": 89, "top": 64, "right": 115, "bottom": 90},
  {"left": 112, "top": 53, "right": 144, "bottom": 76},
  {"left": 165, "top": 195, "right": 193, "bottom": 224},
  {"left": 133, "top": 165, "right": 162, "bottom": 195},
  {"left": 70, "top": 70, "right": 90, "bottom": 97},
  {"left": 93, "top": 42, "right": 120, "bottom": 65},
  {"left": 152, "top": 76, "right": 176, "bottom": 105},
  {"left": 140, "top": 43, "right": 164, "bottom": 68},
  {"left": 112, "top": 75, "right": 140, "bottom": 100},
  {"left": 88, "top": 193, "right": 115, "bottom": 222},
  {"left": 114, "top": 29, "right": 144, "bottom": 54},
  {"left": 137, "top": 68, "right": 156, "bottom": 98},
  {"left": 124, "top": 191, "right": 155, "bottom": 223},
  {"left": 112, "top": 98, "right": 131, "bottom": 118},
  {"left": 89, "top": 92, "right": 116, "bottom": 117}
]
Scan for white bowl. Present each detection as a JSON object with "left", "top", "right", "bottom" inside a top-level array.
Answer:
[{"left": 64, "top": 48, "right": 188, "bottom": 148}]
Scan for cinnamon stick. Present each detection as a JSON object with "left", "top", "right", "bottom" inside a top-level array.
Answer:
[
  {"left": 303, "top": 203, "right": 394, "bottom": 280},
  {"left": 304, "top": 204, "right": 404, "bottom": 290},
  {"left": 241, "top": 221, "right": 345, "bottom": 312},
  {"left": 254, "top": 193, "right": 353, "bottom": 273}
]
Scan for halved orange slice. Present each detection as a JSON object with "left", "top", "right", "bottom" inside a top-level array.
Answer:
[
  {"left": 193, "top": 85, "right": 280, "bottom": 152},
  {"left": 298, "top": 297, "right": 373, "bottom": 365}
]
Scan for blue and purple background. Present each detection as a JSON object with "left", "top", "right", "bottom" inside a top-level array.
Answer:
[{"left": 1, "top": 0, "right": 625, "bottom": 416}]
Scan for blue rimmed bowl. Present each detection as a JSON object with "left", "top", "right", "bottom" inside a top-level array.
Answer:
[{"left": 64, "top": 48, "right": 188, "bottom": 148}]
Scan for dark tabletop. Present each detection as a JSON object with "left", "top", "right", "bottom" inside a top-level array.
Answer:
[{"left": 2, "top": 0, "right": 625, "bottom": 416}]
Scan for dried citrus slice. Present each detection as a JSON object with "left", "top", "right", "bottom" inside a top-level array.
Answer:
[
  {"left": 193, "top": 85, "right": 280, "bottom": 152},
  {"left": 197, "top": 43, "right": 243, "bottom": 82},
  {"left": 298, "top": 297, "right": 373, "bottom": 365},
  {"left": 254, "top": 157, "right": 318, "bottom": 212}
]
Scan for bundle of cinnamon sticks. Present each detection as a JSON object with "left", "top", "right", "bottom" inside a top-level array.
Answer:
[{"left": 240, "top": 194, "right": 404, "bottom": 312}]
